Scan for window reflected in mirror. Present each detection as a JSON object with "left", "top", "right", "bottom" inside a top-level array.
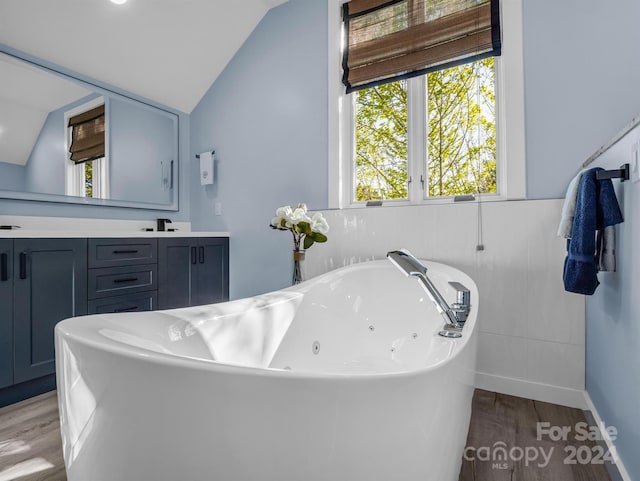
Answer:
[{"left": 0, "top": 51, "right": 178, "bottom": 210}]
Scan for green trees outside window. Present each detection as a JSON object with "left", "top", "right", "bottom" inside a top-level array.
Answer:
[{"left": 354, "top": 57, "right": 496, "bottom": 202}]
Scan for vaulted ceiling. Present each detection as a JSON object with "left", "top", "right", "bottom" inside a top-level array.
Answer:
[{"left": 0, "top": 0, "right": 288, "bottom": 113}]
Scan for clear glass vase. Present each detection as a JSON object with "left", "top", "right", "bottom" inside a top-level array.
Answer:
[{"left": 292, "top": 249, "right": 305, "bottom": 285}]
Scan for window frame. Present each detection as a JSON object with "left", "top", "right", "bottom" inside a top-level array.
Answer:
[
  {"left": 328, "top": 0, "right": 526, "bottom": 209},
  {"left": 64, "top": 97, "right": 109, "bottom": 199}
]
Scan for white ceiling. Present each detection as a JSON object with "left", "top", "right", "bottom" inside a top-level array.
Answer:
[{"left": 0, "top": 0, "right": 288, "bottom": 113}]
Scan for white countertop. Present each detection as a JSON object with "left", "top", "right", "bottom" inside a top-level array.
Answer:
[
  {"left": 0, "top": 230, "right": 230, "bottom": 238},
  {"left": 0, "top": 215, "right": 229, "bottom": 238}
]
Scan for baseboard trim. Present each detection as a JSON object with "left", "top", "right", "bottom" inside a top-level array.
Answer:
[
  {"left": 583, "top": 392, "right": 632, "bottom": 481},
  {"left": 475, "top": 371, "right": 587, "bottom": 409},
  {"left": 0, "top": 374, "right": 56, "bottom": 408}
]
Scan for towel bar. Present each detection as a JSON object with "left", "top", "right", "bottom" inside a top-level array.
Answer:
[
  {"left": 595, "top": 164, "right": 629, "bottom": 182},
  {"left": 195, "top": 150, "right": 215, "bottom": 159}
]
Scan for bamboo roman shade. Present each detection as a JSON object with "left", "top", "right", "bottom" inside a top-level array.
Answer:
[
  {"left": 342, "top": 0, "right": 501, "bottom": 92},
  {"left": 68, "top": 105, "right": 105, "bottom": 164}
]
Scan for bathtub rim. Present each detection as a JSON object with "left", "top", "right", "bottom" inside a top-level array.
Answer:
[{"left": 55, "top": 259, "right": 478, "bottom": 381}]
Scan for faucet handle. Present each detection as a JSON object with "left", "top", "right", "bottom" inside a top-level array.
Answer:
[
  {"left": 448, "top": 281, "right": 471, "bottom": 324},
  {"left": 448, "top": 281, "right": 470, "bottom": 306},
  {"left": 157, "top": 218, "right": 172, "bottom": 231}
]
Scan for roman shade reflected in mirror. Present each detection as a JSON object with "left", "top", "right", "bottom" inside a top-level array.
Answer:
[{"left": 68, "top": 105, "right": 105, "bottom": 164}]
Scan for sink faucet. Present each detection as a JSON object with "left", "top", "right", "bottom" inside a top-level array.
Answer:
[{"left": 387, "top": 249, "right": 470, "bottom": 337}]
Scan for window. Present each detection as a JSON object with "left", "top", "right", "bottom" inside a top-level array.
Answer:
[
  {"left": 65, "top": 98, "right": 109, "bottom": 199},
  {"left": 353, "top": 57, "right": 496, "bottom": 202},
  {"left": 328, "top": 0, "right": 526, "bottom": 208}
]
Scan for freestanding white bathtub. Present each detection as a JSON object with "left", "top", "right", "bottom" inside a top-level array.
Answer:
[{"left": 55, "top": 259, "right": 478, "bottom": 481}]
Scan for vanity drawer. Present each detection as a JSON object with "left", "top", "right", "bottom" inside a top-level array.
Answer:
[
  {"left": 88, "top": 239, "right": 157, "bottom": 268},
  {"left": 88, "top": 292, "right": 158, "bottom": 314},
  {"left": 88, "top": 265, "right": 157, "bottom": 299}
]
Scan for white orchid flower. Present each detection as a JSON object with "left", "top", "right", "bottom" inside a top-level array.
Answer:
[
  {"left": 271, "top": 216, "right": 287, "bottom": 230},
  {"left": 310, "top": 212, "right": 329, "bottom": 235},
  {"left": 275, "top": 205, "right": 292, "bottom": 220},
  {"left": 289, "top": 207, "right": 311, "bottom": 225},
  {"left": 270, "top": 204, "right": 329, "bottom": 252}
]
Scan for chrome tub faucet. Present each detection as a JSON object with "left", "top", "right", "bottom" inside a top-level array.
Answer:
[{"left": 387, "top": 249, "right": 471, "bottom": 338}]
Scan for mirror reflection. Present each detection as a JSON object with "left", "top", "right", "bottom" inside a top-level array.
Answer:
[{"left": 0, "top": 52, "right": 178, "bottom": 209}]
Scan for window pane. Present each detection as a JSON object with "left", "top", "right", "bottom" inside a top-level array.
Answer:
[
  {"left": 427, "top": 57, "right": 496, "bottom": 197},
  {"left": 354, "top": 80, "right": 408, "bottom": 201},
  {"left": 85, "top": 161, "right": 94, "bottom": 198}
]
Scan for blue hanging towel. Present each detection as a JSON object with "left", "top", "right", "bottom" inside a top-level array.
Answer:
[{"left": 563, "top": 168, "right": 623, "bottom": 295}]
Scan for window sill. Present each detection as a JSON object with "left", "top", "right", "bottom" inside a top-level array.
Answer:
[{"left": 343, "top": 193, "right": 506, "bottom": 209}]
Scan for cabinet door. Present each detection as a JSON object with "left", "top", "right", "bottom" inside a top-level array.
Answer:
[
  {"left": 194, "top": 237, "right": 229, "bottom": 306},
  {"left": 0, "top": 240, "right": 13, "bottom": 389},
  {"left": 158, "top": 238, "right": 197, "bottom": 309},
  {"left": 13, "top": 239, "right": 87, "bottom": 384}
]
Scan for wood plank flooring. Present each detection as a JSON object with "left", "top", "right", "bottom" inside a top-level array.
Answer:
[
  {"left": 0, "top": 389, "right": 616, "bottom": 481},
  {"left": 458, "top": 389, "right": 614, "bottom": 481},
  {"left": 0, "top": 391, "right": 65, "bottom": 481}
]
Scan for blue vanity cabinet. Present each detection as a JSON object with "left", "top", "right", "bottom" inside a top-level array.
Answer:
[
  {"left": 13, "top": 238, "right": 88, "bottom": 384},
  {"left": 87, "top": 238, "right": 158, "bottom": 314},
  {"left": 0, "top": 240, "right": 13, "bottom": 389},
  {"left": 194, "top": 237, "right": 229, "bottom": 306},
  {"left": 157, "top": 237, "right": 229, "bottom": 309}
]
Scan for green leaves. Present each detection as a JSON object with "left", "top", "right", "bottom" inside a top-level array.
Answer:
[
  {"left": 311, "top": 232, "right": 328, "bottom": 243},
  {"left": 292, "top": 220, "right": 329, "bottom": 250},
  {"left": 303, "top": 235, "right": 315, "bottom": 250},
  {"left": 295, "top": 221, "right": 311, "bottom": 234},
  {"left": 303, "top": 232, "right": 328, "bottom": 250}
]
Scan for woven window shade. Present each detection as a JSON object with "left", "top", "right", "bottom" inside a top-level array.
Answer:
[
  {"left": 342, "top": 0, "right": 501, "bottom": 93},
  {"left": 68, "top": 104, "right": 105, "bottom": 164}
]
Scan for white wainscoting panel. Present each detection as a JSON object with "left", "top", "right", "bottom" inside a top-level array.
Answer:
[{"left": 305, "top": 199, "right": 586, "bottom": 408}]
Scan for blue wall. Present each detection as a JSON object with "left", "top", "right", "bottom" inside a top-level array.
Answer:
[
  {"left": 25, "top": 110, "right": 66, "bottom": 195},
  {"left": 523, "top": 0, "right": 640, "bottom": 199},
  {"left": 24, "top": 108, "right": 65, "bottom": 195},
  {"left": 0, "top": 162, "right": 25, "bottom": 192},
  {"left": 23, "top": 95, "right": 98, "bottom": 196},
  {"left": 583, "top": 124, "right": 640, "bottom": 481},
  {"left": 109, "top": 97, "right": 176, "bottom": 205},
  {"left": 190, "top": 0, "right": 328, "bottom": 299}
]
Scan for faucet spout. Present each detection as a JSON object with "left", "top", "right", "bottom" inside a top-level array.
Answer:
[{"left": 387, "top": 249, "right": 462, "bottom": 330}]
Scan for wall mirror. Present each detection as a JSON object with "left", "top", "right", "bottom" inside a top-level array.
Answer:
[{"left": 0, "top": 51, "right": 179, "bottom": 211}]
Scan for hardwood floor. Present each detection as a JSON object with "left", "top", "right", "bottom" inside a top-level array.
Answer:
[
  {"left": 0, "top": 389, "right": 616, "bottom": 481},
  {"left": 458, "top": 389, "right": 614, "bottom": 481},
  {"left": 0, "top": 391, "right": 65, "bottom": 481}
]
